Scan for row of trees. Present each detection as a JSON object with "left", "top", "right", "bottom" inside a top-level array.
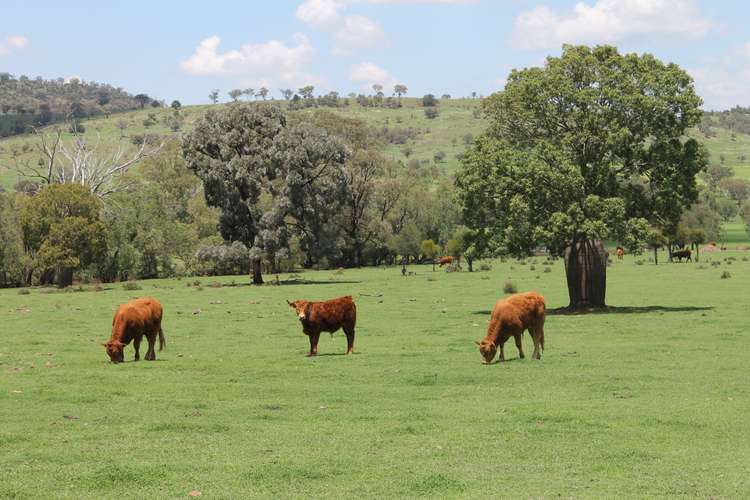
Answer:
[
  {"left": 0, "top": 107, "right": 467, "bottom": 287},
  {"left": 0, "top": 73, "right": 150, "bottom": 136}
]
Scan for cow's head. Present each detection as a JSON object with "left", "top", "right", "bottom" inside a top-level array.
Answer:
[
  {"left": 103, "top": 340, "right": 125, "bottom": 363},
  {"left": 475, "top": 340, "right": 497, "bottom": 364},
  {"left": 287, "top": 300, "right": 310, "bottom": 321}
]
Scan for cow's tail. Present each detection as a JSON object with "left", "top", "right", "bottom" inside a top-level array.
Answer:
[{"left": 158, "top": 327, "right": 166, "bottom": 351}]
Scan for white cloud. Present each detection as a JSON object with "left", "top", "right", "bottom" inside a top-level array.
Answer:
[
  {"left": 0, "top": 35, "right": 29, "bottom": 56},
  {"left": 349, "top": 61, "right": 398, "bottom": 90},
  {"left": 296, "top": 0, "right": 475, "bottom": 55},
  {"left": 512, "top": 0, "right": 711, "bottom": 51},
  {"left": 180, "top": 34, "right": 321, "bottom": 88},
  {"left": 6, "top": 36, "right": 28, "bottom": 48},
  {"left": 690, "top": 45, "right": 750, "bottom": 110},
  {"left": 296, "top": 0, "right": 343, "bottom": 26},
  {"left": 333, "top": 15, "right": 386, "bottom": 55}
]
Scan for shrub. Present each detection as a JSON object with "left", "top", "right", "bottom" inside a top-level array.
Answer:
[
  {"left": 721, "top": 271, "right": 731, "bottom": 279},
  {"left": 424, "top": 107, "right": 439, "bottom": 120},
  {"left": 17, "top": 288, "right": 30, "bottom": 295},
  {"left": 445, "top": 262, "right": 462, "bottom": 273},
  {"left": 479, "top": 262, "right": 492, "bottom": 272},
  {"left": 122, "top": 282, "right": 142, "bottom": 291},
  {"left": 503, "top": 281, "right": 517, "bottom": 294},
  {"left": 543, "top": 267, "right": 552, "bottom": 273},
  {"left": 635, "top": 259, "right": 645, "bottom": 265},
  {"left": 529, "top": 265, "right": 536, "bottom": 271}
]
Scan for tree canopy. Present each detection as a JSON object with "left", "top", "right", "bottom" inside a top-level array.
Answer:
[{"left": 457, "top": 45, "right": 707, "bottom": 308}]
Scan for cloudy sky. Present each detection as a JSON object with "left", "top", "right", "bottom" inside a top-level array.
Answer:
[{"left": 2, "top": 0, "right": 748, "bottom": 109}]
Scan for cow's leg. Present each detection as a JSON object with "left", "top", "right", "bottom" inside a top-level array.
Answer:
[
  {"left": 498, "top": 338, "right": 507, "bottom": 362},
  {"left": 529, "top": 328, "right": 541, "bottom": 360},
  {"left": 133, "top": 335, "right": 141, "bottom": 362},
  {"left": 343, "top": 323, "right": 355, "bottom": 355},
  {"left": 145, "top": 332, "right": 157, "bottom": 361},
  {"left": 307, "top": 332, "right": 320, "bottom": 357},
  {"left": 514, "top": 334, "right": 525, "bottom": 359}
]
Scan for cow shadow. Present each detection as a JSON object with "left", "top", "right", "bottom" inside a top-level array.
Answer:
[{"left": 472, "top": 305, "right": 714, "bottom": 316}]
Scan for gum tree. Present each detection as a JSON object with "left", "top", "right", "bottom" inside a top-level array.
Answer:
[
  {"left": 183, "top": 103, "right": 348, "bottom": 284},
  {"left": 457, "top": 45, "right": 707, "bottom": 309}
]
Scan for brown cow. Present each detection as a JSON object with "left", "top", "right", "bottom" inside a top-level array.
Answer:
[
  {"left": 672, "top": 249, "right": 692, "bottom": 262},
  {"left": 437, "top": 256, "right": 454, "bottom": 267},
  {"left": 103, "top": 297, "right": 165, "bottom": 363},
  {"left": 476, "top": 291, "right": 546, "bottom": 364},
  {"left": 287, "top": 296, "right": 357, "bottom": 357},
  {"left": 615, "top": 246, "right": 624, "bottom": 260}
]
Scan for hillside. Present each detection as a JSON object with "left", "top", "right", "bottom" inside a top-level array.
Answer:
[
  {"left": 0, "top": 73, "right": 153, "bottom": 138},
  {"left": 2, "top": 98, "right": 750, "bottom": 190}
]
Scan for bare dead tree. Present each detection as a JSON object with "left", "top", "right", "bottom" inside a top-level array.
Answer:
[{"left": 9, "top": 123, "right": 163, "bottom": 197}]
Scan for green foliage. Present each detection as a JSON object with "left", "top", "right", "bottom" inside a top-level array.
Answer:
[
  {"left": 422, "top": 94, "right": 438, "bottom": 107},
  {"left": 459, "top": 45, "right": 706, "bottom": 259},
  {"left": 183, "top": 103, "right": 349, "bottom": 281},
  {"left": 420, "top": 239, "right": 440, "bottom": 261},
  {"left": 502, "top": 280, "right": 517, "bottom": 293},
  {"left": 20, "top": 184, "right": 107, "bottom": 283},
  {"left": 424, "top": 107, "right": 439, "bottom": 120},
  {"left": 0, "top": 192, "right": 26, "bottom": 285}
]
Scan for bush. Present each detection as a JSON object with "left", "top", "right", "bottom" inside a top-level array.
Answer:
[
  {"left": 503, "top": 281, "right": 517, "bottom": 294},
  {"left": 543, "top": 266, "right": 552, "bottom": 273},
  {"left": 445, "top": 262, "right": 462, "bottom": 273},
  {"left": 721, "top": 271, "right": 731, "bottom": 279},
  {"left": 17, "top": 288, "right": 30, "bottom": 295},
  {"left": 424, "top": 108, "right": 439, "bottom": 120},
  {"left": 529, "top": 265, "right": 536, "bottom": 271},
  {"left": 122, "top": 282, "right": 142, "bottom": 291},
  {"left": 433, "top": 150, "right": 446, "bottom": 163},
  {"left": 479, "top": 262, "right": 492, "bottom": 272}
]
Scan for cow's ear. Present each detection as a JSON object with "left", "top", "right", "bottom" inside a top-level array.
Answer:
[
  {"left": 474, "top": 340, "right": 482, "bottom": 346},
  {"left": 287, "top": 300, "right": 293, "bottom": 307}
]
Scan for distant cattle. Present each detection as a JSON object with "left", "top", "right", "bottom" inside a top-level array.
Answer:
[
  {"left": 673, "top": 249, "right": 692, "bottom": 262},
  {"left": 103, "top": 297, "right": 165, "bottom": 363},
  {"left": 476, "top": 291, "right": 546, "bottom": 363},
  {"left": 437, "top": 256, "right": 454, "bottom": 267},
  {"left": 287, "top": 296, "right": 357, "bottom": 357},
  {"left": 615, "top": 246, "right": 624, "bottom": 260}
]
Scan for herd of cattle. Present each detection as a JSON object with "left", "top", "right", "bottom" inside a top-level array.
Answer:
[
  {"left": 102, "top": 242, "right": 717, "bottom": 364},
  {"left": 103, "top": 291, "right": 547, "bottom": 365}
]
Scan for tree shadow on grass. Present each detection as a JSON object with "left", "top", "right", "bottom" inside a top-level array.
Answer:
[
  {"left": 280, "top": 279, "right": 362, "bottom": 286},
  {"left": 472, "top": 305, "right": 714, "bottom": 316}
]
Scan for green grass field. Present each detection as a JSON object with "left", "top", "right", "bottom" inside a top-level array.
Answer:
[{"left": 2, "top": 253, "right": 750, "bottom": 498}]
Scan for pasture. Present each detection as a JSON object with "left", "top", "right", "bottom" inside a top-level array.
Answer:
[{"left": 2, "top": 254, "right": 749, "bottom": 498}]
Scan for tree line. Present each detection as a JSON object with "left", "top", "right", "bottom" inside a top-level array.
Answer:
[
  {"left": 0, "top": 106, "right": 465, "bottom": 287},
  {"left": 0, "top": 73, "right": 156, "bottom": 137}
]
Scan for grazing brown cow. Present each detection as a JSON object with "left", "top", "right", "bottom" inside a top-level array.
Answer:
[
  {"left": 673, "top": 249, "right": 692, "bottom": 262},
  {"left": 615, "top": 246, "right": 625, "bottom": 260},
  {"left": 476, "top": 291, "right": 545, "bottom": 364},
  {"left": 287, "top": 296, "right": 357, "bottom": 357},
  {"left": 103, "top": 297, "right": 165, "bottom": 363},
  {"left": 437, "top": 256, "right": 454, "bottom": 267}
]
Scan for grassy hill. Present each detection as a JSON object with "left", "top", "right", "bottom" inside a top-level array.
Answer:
[{"left": 2, "top": 98, "right": 750, "bottom": 190}]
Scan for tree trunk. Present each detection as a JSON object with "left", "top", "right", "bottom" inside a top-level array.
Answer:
[
  {"left": 57, "top": 267, "right": 73, "bottom": 288},
  {"left": 564, "top": 239, "right": 607, "bottom": 310},
  {"left": 251, "top": 258, "right": 263, "bottom": 285},
  {"left": 653, "top": 247, "right": 658, "bottom": 265},
  {"left": 467, "top": 256, "right": 474, "bottom": 272}
]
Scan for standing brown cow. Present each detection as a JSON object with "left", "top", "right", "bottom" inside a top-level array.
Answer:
[
  {"left": 103, "top": 297, "right": 165, "bottom": 363},
  {"left": 476, "top": 291, "right": 546, "bottom": 363},
  {"left": 437, "top": 256, "right": 454, "bottom": 267},
  {"left": 287, "top": 296, "right": 357, "bottom": 357},
  {"left": 615, "top": 246, "right": 625, "bottom": 260}
]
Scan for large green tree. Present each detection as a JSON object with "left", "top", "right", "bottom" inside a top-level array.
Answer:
[
  {"left": 0, "top": 193, "right": 26, "bottom": 286},
  {"left": 20, "top": 184, "right": 107, "bottom": 287},
  {"left": 457, "top": 45, "right": 707, "bottom": 309},
  {"left": 182, "top": 103, "right": 348, "bottom": 284}
]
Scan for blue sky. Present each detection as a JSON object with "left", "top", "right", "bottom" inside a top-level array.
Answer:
[{"left": 1, "top": 0, "right": 749, "bottom": 109}]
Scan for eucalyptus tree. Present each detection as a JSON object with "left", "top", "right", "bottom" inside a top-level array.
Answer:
[{"left": 183, "top": 103, "right": 349, "bottom": 283}]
